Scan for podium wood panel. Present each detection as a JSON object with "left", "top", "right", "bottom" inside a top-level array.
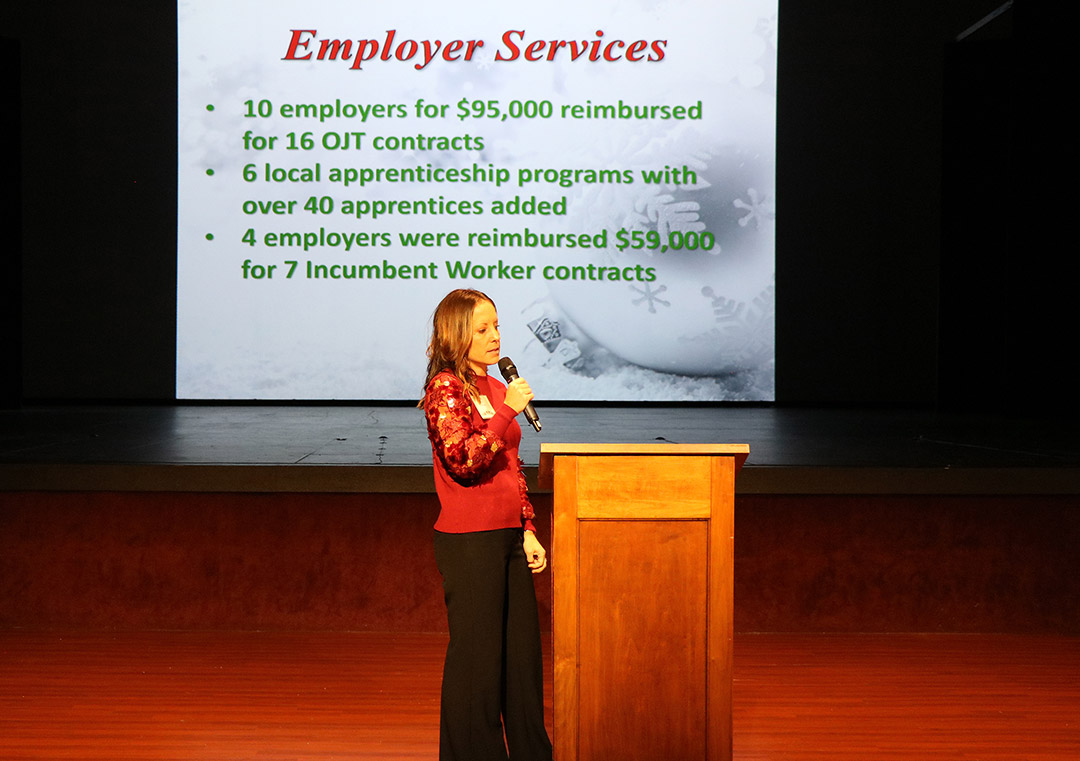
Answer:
[
  {"left": 574, "top": 456, "right": 712, "bottom": 518},
  {"left": 579, "top": 520, "right": 708, "bottom": 759},
  {"left": 553, "top": 455, "right": 581, "bottom": 761},
  {"left": 544, "top": 443, "right": 746, "bottom": 761}
]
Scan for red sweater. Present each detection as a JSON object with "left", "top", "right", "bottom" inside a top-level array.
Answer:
[{"left": 424, "top": 371, "right": 536, "bottom": 534}]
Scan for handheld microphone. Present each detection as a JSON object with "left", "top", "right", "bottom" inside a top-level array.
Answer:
[{"left": 497, "top": 357, "right": 541, "bottom": 432}]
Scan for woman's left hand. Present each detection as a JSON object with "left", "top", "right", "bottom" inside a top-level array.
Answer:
[{"left": 523, "top": 530, "right": 548, "bottom": 574}]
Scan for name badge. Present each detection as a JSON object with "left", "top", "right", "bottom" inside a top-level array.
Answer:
[{"left": 473, "top": 394, "right": 496, "bottom": 420}]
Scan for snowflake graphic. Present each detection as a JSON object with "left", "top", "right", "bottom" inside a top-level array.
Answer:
[
  {"left": 617, "top": 192, "right": 711, "bottom": 257},
  {"left": 730, "top": 187, "right": 773, "bottom": 228},
  {"left": 696, "top": 283, "right": 776, "bottom": 367},
  {"left": 733, "top": 188, "right": 774, "bottom": 230},
  {"left": 638, "top": 194, "right": 705, "bottom": 239},
  {"left": 701, "top": 286, "right": 744, "bottom": 323},
  {"left": 630, "top": 283, "right": 670, "bottom": 314}
]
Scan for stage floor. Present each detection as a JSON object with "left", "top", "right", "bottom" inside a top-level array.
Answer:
[
  {"left": 2, "top": 404, "right": 1079, "bottom": 494},
  {"left": 1, "top": 630, "right": 1077, "bottom": 761}
]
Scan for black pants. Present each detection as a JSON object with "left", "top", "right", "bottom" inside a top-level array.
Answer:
[{"left": 433, "top": 528, "right": 553, "bottom": 761}]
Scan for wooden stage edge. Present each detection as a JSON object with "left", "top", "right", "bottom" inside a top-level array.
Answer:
[
  {"left": 1, "top": 630, "right": 1077, "bottom": 761},
  {"left": 3, "top": 403, "right": 1080, "bottom": 495},
  {"left": 4, "top": 462, "right": 1080, "bottom": 495}
]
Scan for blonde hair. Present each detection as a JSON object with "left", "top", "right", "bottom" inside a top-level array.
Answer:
[{"left": 421, "top": 288, "right": 495, "bottom": 401}]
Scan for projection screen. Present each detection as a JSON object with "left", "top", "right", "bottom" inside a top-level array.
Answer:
[{"left": 177, "top": 0, "right": 777, "bottom": 400}]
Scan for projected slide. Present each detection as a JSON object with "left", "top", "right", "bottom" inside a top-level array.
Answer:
[{"left": 177, "top": 0, "right": 777, "bottom": 400}]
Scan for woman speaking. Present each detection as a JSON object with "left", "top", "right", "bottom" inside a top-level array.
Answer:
[{"left": 422, "top": 288, "right": 552, "bottom": 761}]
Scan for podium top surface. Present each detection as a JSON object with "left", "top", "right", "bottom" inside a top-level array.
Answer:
[
  {"left": 540, "top": 442, "right": 749, "bottom": 456},
  {"left": 539, "top": 442, "right": 749, "bottom": 487}
]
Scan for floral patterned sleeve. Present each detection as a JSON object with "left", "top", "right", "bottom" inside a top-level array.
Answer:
[
  {"left": 425, "top": 373, "right": 505, "bottom": 483},
  {"left": 518, "top": 458, "right": 536, "bottom": 527}
]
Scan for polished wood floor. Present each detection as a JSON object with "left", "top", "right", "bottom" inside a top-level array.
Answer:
[{"left": 2, "top": 631, "right": 1077, "bottom": 760}]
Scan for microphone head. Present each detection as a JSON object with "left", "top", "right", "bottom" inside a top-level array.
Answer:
[{"left": 497, "top": 357, "right": 517, "bottom": 380}]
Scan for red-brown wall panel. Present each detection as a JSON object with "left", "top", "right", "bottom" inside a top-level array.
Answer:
[{"left": 2, "top": 492, "right": 1077, "bottom": 633}]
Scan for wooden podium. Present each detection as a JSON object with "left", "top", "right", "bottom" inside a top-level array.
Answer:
[{"left": 538, "top": 443, "right": 748, "bottom": 761}]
